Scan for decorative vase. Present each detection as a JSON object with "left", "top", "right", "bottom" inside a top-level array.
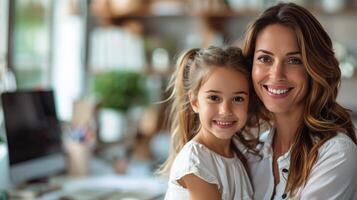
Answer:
[{"left": 98, "top": 108, "right": 128, "bottom": 143}]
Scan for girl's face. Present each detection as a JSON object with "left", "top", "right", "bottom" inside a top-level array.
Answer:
[
  {"left": 190, "top": 67, "right": 249, "bottom": 141},
  {"left": 252, "top": 24, "right": 308, "bottom": 117}
]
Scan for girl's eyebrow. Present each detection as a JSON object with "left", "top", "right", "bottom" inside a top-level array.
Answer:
[
  {"left": 234, "top": 91, "right": 248, "bottom": 95},
  {"left": 205, "top": 90, "right": 221, "bottom": 94},
  {"left": 256, "top": 49, "right": 301, "bottom": 56},
  {"left": 205, "top": 90, "right": 248, "bottom": 95}
]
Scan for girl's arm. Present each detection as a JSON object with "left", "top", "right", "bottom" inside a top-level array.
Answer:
[{"left": 178, "top": 174, "right": 221, "bottom": 200}]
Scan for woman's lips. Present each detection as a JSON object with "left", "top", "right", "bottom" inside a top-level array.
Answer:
[{"left": 263, "top": 85, "right": 293, "bottom": 98}]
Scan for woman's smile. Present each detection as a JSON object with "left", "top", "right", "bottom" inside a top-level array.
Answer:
[{"left": 263, "top": 85, "right": 293, "bottom": 98}]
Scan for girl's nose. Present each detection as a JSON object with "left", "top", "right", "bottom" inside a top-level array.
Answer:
[{"left": 219, "top": 101, "right": 232, "bottom": 115}]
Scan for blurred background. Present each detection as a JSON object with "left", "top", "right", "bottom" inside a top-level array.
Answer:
[{"left": 0, "top": 0, "right": 357, "bottom": 199}]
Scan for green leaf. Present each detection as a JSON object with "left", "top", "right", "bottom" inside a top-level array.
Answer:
[{"left": 92, "top": 70, "right": 149, "bottom": 112}]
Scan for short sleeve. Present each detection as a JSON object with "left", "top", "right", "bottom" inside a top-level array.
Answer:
[
  {"left": 169, "top": 142, "right": 220, "bottom": 189},
  {"left": 299, "top": 134, "right": 357, "bottom": 200}
]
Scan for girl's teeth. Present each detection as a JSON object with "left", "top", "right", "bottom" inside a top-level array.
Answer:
[
  {"left": 268, "top": 87, "right": 289, "bottom": 94},
  {"left": 216, "top": 121, "right": 233, "bottom": 126}
]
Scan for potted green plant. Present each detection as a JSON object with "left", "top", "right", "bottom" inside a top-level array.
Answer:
[
  {"left": 93, "top": 70, "right": 148, "bottom": 143},
  {"left": 93, "top": 70, "right": 148, "bottom": 112}
]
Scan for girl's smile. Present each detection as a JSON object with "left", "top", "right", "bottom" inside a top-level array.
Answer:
[{"left": 213, "top": 119, "right": 237, "bottom": 129}]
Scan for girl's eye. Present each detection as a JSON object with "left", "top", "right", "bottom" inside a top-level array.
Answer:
[
  {"left": 287, "top": 57, "right": 302, "bottom": 65},
  {"left": 207, "top": 95, "right": 220, "bottom": 102},
  {"left": 233, "top": 96, "right": 244, "bottom": 103},
  {"left": 257, "top": 55, "right": 272, "bottom": 64}
]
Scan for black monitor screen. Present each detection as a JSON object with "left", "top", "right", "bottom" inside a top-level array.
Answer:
[{"left": 1, "top": 90, "right": 62, "bottom": 165}]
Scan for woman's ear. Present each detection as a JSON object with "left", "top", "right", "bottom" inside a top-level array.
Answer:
[{"left": 189, "top": 91, "right": 199, "bottom": 113}]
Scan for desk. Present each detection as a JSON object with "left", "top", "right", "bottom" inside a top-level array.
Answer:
[
  {"left": 6, "top": 153, "right": 167, "bottom": 199},
  {"left": 35, "top": 175, "right": 167, "bottom": 200}
]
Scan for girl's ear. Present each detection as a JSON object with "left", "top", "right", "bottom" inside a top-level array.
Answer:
[{"left": 189, "top": 91, "right": 199, "bottom": 113}]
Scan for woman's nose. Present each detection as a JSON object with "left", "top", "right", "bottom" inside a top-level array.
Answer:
[{"left": 270, "top": 61, "right": 286, "bottom": 80}]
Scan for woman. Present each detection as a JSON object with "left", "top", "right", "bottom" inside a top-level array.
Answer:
[{"left": 241, "top": 2, "right": 357, "bottom": 200}]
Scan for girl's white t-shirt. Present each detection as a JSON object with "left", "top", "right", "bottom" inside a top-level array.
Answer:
[{"left": 164, "top": 140, "right": 253, "bottom": 200}]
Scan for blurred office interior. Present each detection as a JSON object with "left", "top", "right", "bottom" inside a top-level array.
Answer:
[{"left": 0, "top": 0, "right": 357, "bottom": 199}]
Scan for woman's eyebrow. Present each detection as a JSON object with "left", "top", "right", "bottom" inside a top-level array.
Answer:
[
  {"left": 286, "top": 51, "right": 301, "bottom": 55},
  {"left": 256, "top": 49, "right": 301, "bottom": 56},
  {"left": 255, "top": 49, "right": 273, "bottom": 55}
]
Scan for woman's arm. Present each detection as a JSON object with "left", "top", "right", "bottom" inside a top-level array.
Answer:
[{"left": 178, "top": 174, "right": 221, "bottom": 200}]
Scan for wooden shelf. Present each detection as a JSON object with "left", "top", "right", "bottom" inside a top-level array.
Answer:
[
  {"left": 90, "top": 1, "right": 259, "bottom": 21},
  {"left": 93, "top": 10, "right": 260, "bottom": 20},
  {"left": 307, "top": 5, "right": 357, "bottom": 16},
  {"left": 89, "top": 66, "right": 174, "bottom": 77},
  {"left": 91, "top": 2, "right": 357, "bottom": 19}
]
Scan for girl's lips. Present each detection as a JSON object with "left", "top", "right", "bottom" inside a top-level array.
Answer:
[{"left": 213, "top": 120, "right": 236, "bottom": 129}]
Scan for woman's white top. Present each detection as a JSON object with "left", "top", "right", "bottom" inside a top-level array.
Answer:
[
  {"left": 164, "top": 140, "right": 253, "bottom": 200},
  {"left": 235, "top": 127, "right": 357, "bottom": 200}
]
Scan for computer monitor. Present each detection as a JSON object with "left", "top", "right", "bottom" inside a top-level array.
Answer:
[{"left": 1, "top": 90, "right": 65, "bottom": 186}]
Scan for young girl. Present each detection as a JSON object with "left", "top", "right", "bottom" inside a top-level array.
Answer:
[{"left": 160, "top": 46, "right": 258, "bottom": 200}]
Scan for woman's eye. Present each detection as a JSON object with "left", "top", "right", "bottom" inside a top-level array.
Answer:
[
  {"left": 287, "top": 57, "right": 302, "bottom": 65},
  {"left": 257, "top": 55, "right": 272, "bottom": 64},
  {"left": 207, "top": 95, "right": 220, "bottom": 102},
  {"left": 233, "top": 96, "right": 244, "bottom": 103}
]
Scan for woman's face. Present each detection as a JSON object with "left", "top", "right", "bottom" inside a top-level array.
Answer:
[{"left": 252, "top": 24, "right": 308, "bottom": 116}]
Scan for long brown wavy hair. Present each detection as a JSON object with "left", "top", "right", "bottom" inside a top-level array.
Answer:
[
  {"left": 157, "top": 46, "right": 261, "bottom": 175},
  {"left": 242, "top": 2, "right": 357, "bottom": 196}
]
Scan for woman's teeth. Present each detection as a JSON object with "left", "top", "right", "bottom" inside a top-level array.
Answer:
[{"left": 267, "top": 87, "right": 289, "bottom": 95}]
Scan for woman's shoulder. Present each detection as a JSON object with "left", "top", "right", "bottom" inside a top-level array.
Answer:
[
  {"left": 318, "top": 133, "right": 357, "bottom": 157},
  {"left": 311, "top": 133, "right": 357, "bottom": 175},
  {"left": 299, "top": 133, "right": 357, "bottom": 199}
]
